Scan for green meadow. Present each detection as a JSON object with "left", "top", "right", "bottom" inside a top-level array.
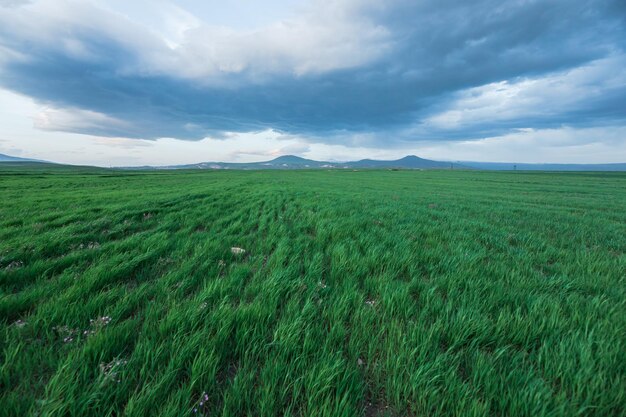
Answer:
[{"left": 1, "top": 165, "right": 625, "bottom": 417}]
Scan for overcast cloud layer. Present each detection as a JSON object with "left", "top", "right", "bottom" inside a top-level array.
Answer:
[{"left": 0, "top": 0, "right": 625, "bottom": 163}]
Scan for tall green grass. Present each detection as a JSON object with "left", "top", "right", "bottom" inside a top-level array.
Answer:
[{"left": 1, "top": 167, "right": 625, "bottom": 416}]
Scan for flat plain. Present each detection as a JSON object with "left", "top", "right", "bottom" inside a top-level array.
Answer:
[{"left": 1, "top": 165, "right": 625, "bottom": 417}]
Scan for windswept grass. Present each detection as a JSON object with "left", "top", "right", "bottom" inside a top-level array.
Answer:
[{"left": 1, "top": 167, "right": 625, "bottom": 416}]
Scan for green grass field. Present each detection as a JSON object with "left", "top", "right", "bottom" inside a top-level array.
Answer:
[{"left": 1, "top": 166, "right": 625, "bottom": 417}]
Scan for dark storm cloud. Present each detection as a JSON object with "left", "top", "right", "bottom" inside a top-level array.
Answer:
[{"left": 0, "top": 0, "right": 624, "bottom": 142}]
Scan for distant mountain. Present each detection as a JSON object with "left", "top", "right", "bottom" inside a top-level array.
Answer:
[
  {"left": 461, "top": 161, "right": 626, "bottom": 171},
  {"left": 269, "top": 155, "right": 317, "bottom": 165},
  {"left": 3, "top": 152, "right": 621, "bottom": 171},
  {"left": 0, "top": 153, "right": 42, "bottom": 162},
  {"left": 171, "top": 155, "right": 329, "bottom": 170},
  {"left": 351, "top": 155, "right": 451, "bottom": 169},
  {"left": 166, "top": 155, "right": 458, "bottom": 170},
  {"left": 161, "top": 156, "right": 626, "bottom": 171}
]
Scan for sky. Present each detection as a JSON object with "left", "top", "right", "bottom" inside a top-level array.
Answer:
[{"left": 0, "top": 0, "right": 625, "bottom": 166}]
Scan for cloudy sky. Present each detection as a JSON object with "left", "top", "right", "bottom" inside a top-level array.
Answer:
[{"left": 0, "top": 0, "right": 625, "bottom": 166}]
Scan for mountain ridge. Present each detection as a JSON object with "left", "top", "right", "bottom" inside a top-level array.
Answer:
[
  {"left": 0, "top": 153, "right": 44, "bottom": 162},
  {"left": 1, "top": 152, "right": 625, "bottom": 171},
  {"left": 168, "top": 154, "right": 455, "bottom": 170}
]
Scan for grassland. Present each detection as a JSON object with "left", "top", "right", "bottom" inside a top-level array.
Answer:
[{"left": 1, "top": 165, "right": 625, "bottom": 417}]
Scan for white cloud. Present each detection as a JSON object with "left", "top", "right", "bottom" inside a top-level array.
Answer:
[
  {"left": 34, "top": 107, "right": 130, "bottom": 133},
  {"left": 0, "top": 0, "right": 392, "bottom": 83},
  {"left": 143, "top": 0, "right": 393, "bottom": 80},
  {"left": 424, "top": 54, "right": 626, "bottom": 130},
  {"left": 95, "top": 0, "right": 202, "bottom": 49}
]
